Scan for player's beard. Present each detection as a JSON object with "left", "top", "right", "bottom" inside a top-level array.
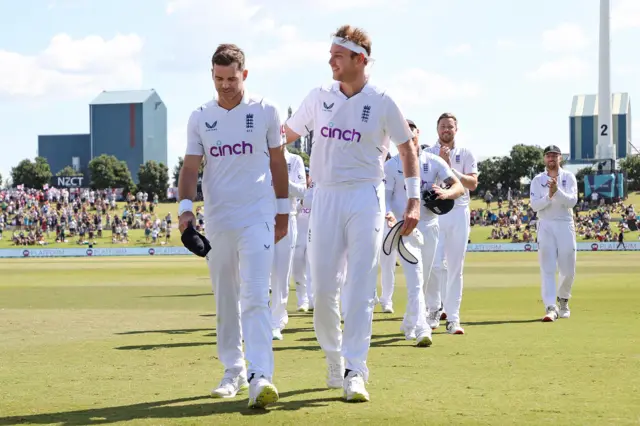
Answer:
[{"left": 439, "top": 134, "right": 454, "bottom": 146}]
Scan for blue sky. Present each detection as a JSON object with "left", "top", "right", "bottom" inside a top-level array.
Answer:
[{"left": 0, "top": 0, "right": 639, "bottom": 183}]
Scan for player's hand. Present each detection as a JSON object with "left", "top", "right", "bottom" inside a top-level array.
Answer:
[
  {"left": 439, "top": 146, "right": 451, "bottom": 166},
  {"left": 178, "top": 211, "right": 196, "bottom": 234},
  {"left": 385, "top": 211, "right": 397, "bottom": 228},
  {"left": 431, "top": 184, "right": 449, "bottom": 200},
  {"left": 401, "top": 198, "right": 420, "bottom": 236},
  {"left": 548, "top": 178, "right": 558, "bottom": 196},
  {"left": 274, "top": 214, "right": 289, "bottom": 244}
]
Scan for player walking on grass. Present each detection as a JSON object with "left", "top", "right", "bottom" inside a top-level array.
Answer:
[
  {"left": 384, "top": 121, "right": 464, "bottom": 345},
  {"left": 424, "top": 113, "right": 478, "bottom": 334},
  {"left": 283, "top": 25, "right": 420, "bottom": 402},
  {"left": 530, "top": 145, "right": 578, "bottom": 322},
  {"left": 271, "top": 149, "right": 306, "bottom": 340},
  {"left": 379, "top": 119, "right": 421, "bottom": 314},
  {"left": 177, "top": 44, "right": 288, "bottom": 409},
  {"left": 293, "top": 171, "right": 314, "bottom": 312}
]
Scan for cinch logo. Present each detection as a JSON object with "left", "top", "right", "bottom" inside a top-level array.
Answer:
[
  {"left": 524, "top": 244, "right": 532, "bottom": 251},
  {"left": 209, "top": 140, "right": 254, "bottom": 157},
  {"left": 149, "top": 248, "right": 156, "bottom": 255},
  {"left": 86, "top": 249, "right": 93, "bottom": 256},
  {"left": 320, "top": 122, "right": 361, "bottom": 142},
  {"left": 591, "top": 243, "right": 599, "bottom": 251}
]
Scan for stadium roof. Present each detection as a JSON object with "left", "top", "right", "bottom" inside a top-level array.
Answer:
[
  {"left": 90, "top": 89, "right": 157, "bottom": 105},
  {"left": 570, "top": 92, "right": 630, "bottom": 117}
]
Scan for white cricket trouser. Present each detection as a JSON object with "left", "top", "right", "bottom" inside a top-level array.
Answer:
[
  {"left": 425, "top": 206, "right": 470, "bottom": 323},
  {"left": 270, "top": 215, "right": 297, "bottom": 331},
  {"left": 309, "top": 182, "right": 385, "bottom": 380},
  {"left": 536, "top": 219, "right": 576, "bottom": 307},
  {"left": 206, "top": 221, "right": 274, "bottom": 379},
  {"left": 400, "top": 220, "right": 439, "bottom": 335},
  {"left": 293, "top": 214, "right": 313, "bottom": 308},
  {"left": 379, "top": 243, "right": 398, "bottom": 307}
]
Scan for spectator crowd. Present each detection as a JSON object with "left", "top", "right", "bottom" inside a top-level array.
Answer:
[{"left": 0, "top": 187, "right": 176, "bottom": 247}]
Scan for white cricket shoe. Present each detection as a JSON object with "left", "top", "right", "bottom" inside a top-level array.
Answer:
[
  {"left": 211, "top": 371, "right": 248, "bottom": 398},
  {"left": 297, "top": 303, "right": 309, "bottom": 313},
  {"left": 543, "top": 305, "right": 559, "bottom": 322},
  {"left": 427, "top": 310, "right": 441, "bottom": 330},
  {"left": 558, "top": 298, "right": 570, "bottom": 318},
  {"left": 326, "top": 358, "right": 344, "bottom": 389},
  {"left": 400, "top": 323, "right": 416, "bottom": 340},
  {"left": 272, "top": 329, "right": 283, "bottom": 340},
  {"left": 416, "top": 329, "right": 433, "bottom": 347},
  {"left": 446, "top": 321, "right": 465, "bottom": 335},
  {"left": 381, "top": 304, "right": 394, "bottom": 314},
  {"left": 247, "top": 376, "right": 279, "bottom": 409},
  {"left": 343, "top": 371, "right": 369, "bottom": 402}
]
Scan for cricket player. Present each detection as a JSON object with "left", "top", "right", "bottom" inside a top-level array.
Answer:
[
  {"left": 384, "top": 121, "right": 465, "bottom": 344},
  {"left": 529, "top": 145, "right": 578, "bottom": 322},
  {"left": 283, "top": 25, "right": 420, "bottom": 402},
  {"left": 271, "top": 149, "right": 306, "bottom": 340},
  {"left": 293, "top": 171, "right": 314, "bottom": 312},
  {"left": 425, "top": 113, "right": 478, "bottom": 334},
  {"left": 177, "top": 44, "right": 288, "bottom": 409},
  {"left": 380, "top": 119, "right": 421, "bottom": 314}
]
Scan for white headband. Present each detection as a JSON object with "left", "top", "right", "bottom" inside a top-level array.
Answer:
[{"left": 332, "top": 37, "right": 370, "bottom": 59}]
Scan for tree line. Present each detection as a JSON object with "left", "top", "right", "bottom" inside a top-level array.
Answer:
[
  {"left": 4, "top": 145, "right": 637, "bottom": 199},
  {"left": 7, "top": 155, "right": 170, "bottom": 200},
  {"left": 477, "top": 143, "right": 640, "bottom": 194}
]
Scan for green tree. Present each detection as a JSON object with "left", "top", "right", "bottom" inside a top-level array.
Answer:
[
  {"left": 509, "top": 144, "right": 545, "bottom": 181},
  {"left": 11, "top": 157, "right": 52, "bottom": 189},
  {"left": 56, "top": 166, "right": 82, "bottom": 177},
  {"left": 286, "top": 147, "right": 310, "bottom": 168},
  {"left": 88, "top": 154, "right": 136, "bottom": 193},
  {"left": 172, "top": 157, "right": 205, "bottom": 187},
  {"left": 575, "top": 166, "right": 593, "bottom": 195},
  {"left": 620, "top": 155, "right": 640, "bottom": 191},
  {"left": 138, "top": 161, "right": 170, "bottom": 201},
  {"left": 476, "top": 156, "right": 503, "bottom": 193}
]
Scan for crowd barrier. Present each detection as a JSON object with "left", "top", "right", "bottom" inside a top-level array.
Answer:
[{"left": 0, "top": 242, "right": 638, "bottom": 258}]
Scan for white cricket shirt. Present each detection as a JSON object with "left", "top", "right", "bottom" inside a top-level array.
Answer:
[
  {"left": 286, "top": 82, "right": 413, "bottom": 187},
  {"left": 529, "top": 168, "right": 578, "bottom": 222},
  {"left": 426, "top": 141, "right": 477, "bottom": 208},
  {"left": 419, "top": 151, "right": 456, "bottom": 224},
  {"left": 185, "top": 92, "right": 283, "bottom": 231},
  {"left": 383, "top": 154, "right": 408, "bottom": 218},
  {"left": 285, "top": 149, "right": 307, "bottom": 214}
]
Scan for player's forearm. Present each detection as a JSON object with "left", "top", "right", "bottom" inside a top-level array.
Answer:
[
  {"left": 397, "top": 143, "right": 419, "bottom": 179},
  {"left": 270, "top": 150, "right": 289, "bottom": 200},
  {"left": 451, "top": 169, "right": 478, "bottom": 190},
  {"left": 446, "top": 181, "right": 465, "bottom": 200},
  {"left": 284, "top": 125, "right": 301, "bottom": 145},
  {"left": 553, "top": 188, "right": 578, "bottom": 208},
  {"left": 178, "top": 155, "right": 201, "bottom": 201},
  {"left": 385, "top": 189, "right": 394, "bottom": 214},
  {"left": 289, "top": 181, "right": 306, "bottom": 198},
  {"left": 530, "top": 195, "right": 551, "bottom": 212}
]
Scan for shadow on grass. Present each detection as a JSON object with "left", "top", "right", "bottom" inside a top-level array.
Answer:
[
  {"left": 141, "top": 293, "right": 213, "bottom": 298},
  {"left": 0, "top": 388, "right": 340, "bottom": 425},
  {"left": 116, "top": 328, "right": 214, "bottom": 336},
  {"left": 461, "top": 319, "right": 541, "bottom": 327}
]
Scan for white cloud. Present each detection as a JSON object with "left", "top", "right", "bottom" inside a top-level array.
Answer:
[
  {"left": 447, "top": 43, "right": 471, "bottom": 56},
  {"left": 0, "top": 33, "right": 143, "bottom": 99},
  {"left": 385, "top": 68, "right": 482, "bottom": 107},
  {"left": 496, "top": 39, "right": 517, "bottom": 50},
  {"left": 612, "top": 0, "right": 640, "bottom": 30},
  {"left": 526, "top": 57, "right": 588, "bottom": 81},
  {"left": 542, "top": 23, "right": 589, "bottom": 52}
]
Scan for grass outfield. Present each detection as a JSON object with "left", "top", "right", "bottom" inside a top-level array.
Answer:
[
  {"left": 1, "top": 252, "right": 638, "bottom": 425},
  {"left": 2, "top": 190, "right": 639, "bottom": 249}
]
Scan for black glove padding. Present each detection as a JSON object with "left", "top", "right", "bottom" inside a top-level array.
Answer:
[{"left": 181, "top": 223, "right": 212, "bottom": 258}]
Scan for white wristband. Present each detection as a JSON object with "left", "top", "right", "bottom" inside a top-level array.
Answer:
[
  {"left": 276, "top": 198, "right": 289, "bottom": 215},
  {"left": 405, "top": 177, "right": 421, "bottom": 199},
  {"left": 178, "top": 199, "right": 193, "bottom": 216}
]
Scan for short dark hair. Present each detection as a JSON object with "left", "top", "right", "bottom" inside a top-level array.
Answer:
[
  {"left": 211, "top": 44, "right": 245, "bottom": 70},
  {"left": 437, "top": 112, "right": 458, "bottom": 126}
]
